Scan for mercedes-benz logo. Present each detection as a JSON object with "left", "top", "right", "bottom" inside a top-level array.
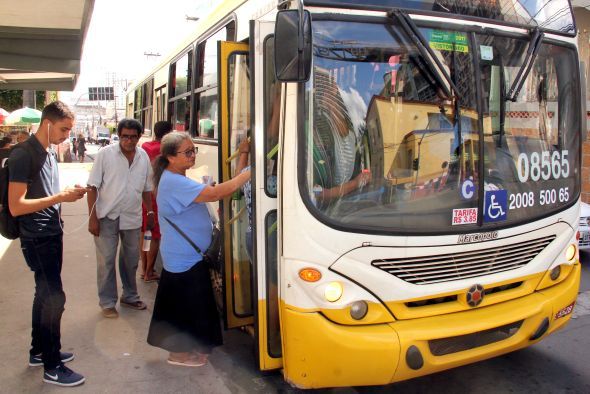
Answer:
[{"left": 466, "top": 284, "right": 485, "bottom": 307}]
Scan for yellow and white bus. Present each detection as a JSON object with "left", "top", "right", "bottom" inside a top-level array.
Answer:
[{"left": 127, "top": 0, "right": 584, "bottom": 388}]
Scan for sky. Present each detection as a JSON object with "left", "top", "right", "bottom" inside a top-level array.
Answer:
[{"left": 62, "top": 0, "right": 214, "bottom": 105}]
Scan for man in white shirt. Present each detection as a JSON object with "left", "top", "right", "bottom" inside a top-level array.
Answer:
[{"left": 86, "top": 119, "right": 154, "bottom": 318}]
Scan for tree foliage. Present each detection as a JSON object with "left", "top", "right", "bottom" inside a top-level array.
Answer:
[
  {"left": 35, "top": 91, "right": 46, "bottom": 109},
  {"left": 47, "top": 91, "right": 58, "bottom": 103},
  {"left": 0, "top": 90, "right": 55, "bottom": 111},
  {"left": 0, "top": 90, "right": 23, "bottom": 111}
]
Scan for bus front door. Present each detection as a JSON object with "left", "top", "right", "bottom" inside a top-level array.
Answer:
[
  {"left": 218, "top": 41, "right": 254, "bottom": 329},
  {"left": 219, "top": 19, "right": 282, "bottom": 371},
  {"left": 252, "top": 20, "right": 283, "bottom": 371}
]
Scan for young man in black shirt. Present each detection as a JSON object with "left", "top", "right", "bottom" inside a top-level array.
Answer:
[
  {"left": 0, "top": 136, "right": 12, "bottom": 164},
  {"left": 8, "top": 101, "right": 88, "bottom": 387}
]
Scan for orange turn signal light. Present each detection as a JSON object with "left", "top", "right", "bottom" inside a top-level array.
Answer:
[{"left": 299, "top": 268, "right": 322, "bottom": 282}]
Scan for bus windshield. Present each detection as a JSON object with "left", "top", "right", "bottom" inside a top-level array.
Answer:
[
  {"left": 308, "top": 0, "right": 575, "bottom": 35},
  {"left": 302, "top": 20, "right": 580, "bottom": 233}
]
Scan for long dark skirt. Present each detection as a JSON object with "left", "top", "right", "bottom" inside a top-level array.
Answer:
[{"left": 147, "top": 260, "right": 222, "bottom": 354}]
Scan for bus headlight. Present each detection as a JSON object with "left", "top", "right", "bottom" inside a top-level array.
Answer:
[
  {"left": 565, "top": 244, "right": 577, "bottom": 262},
  {"left": 324, "top": 282, "right": 343, "bottom": 302},
  {"left": 350, "top": 301, "right": 368, "bottom": 320}
]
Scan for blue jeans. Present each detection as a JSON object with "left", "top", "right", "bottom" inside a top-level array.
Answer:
[
  {"left": 20, "top": 234, "right": 65, "bottom": 370},
  {"left": 94, "top": 218, "right": 141, "bottom": 308}
]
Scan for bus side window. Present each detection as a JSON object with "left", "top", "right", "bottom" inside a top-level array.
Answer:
[
  {"left": 265, "top": 37, "right": 280, "bottom": 196},
  {"left": 194, "top": 28, "right": 227, "bottom": 139},
  {"left": 168, "top": 50, "right": 192, "bottom": 133},
  {"left": 141, "top": 79, "right": 153, "bottom": 133}
]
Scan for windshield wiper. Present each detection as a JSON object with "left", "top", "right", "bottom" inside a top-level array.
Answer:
[
  {"left": 506, "top": 28, "right": 544, "bottom": 102},
  {"left": 498, "top": 52, "right": 506, "bottom": 147},
  {"left": 390, "top": 9, "right": 461, "bottom": 101}
]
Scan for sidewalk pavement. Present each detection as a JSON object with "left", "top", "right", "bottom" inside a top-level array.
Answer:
[
  {"left": 0, "top": 188, "right": 282, "bottom": 392},
  {"left": 1, "top": 163, "right": 589, "bottom": 393}
]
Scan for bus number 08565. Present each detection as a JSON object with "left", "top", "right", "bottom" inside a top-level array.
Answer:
[{"left": 517, "top": 150, "right": 569, "bottom": 183}]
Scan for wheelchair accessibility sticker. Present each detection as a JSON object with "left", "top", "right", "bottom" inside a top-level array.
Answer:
[{"left": 484, "top": 190, "right": 508, "bottom": 222}]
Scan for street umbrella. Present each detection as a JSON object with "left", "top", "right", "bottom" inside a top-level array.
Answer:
[
  {"left": 0, "top": 108, "right": 9, "bottom": 124},
  {"left": 4, "top": 107, "right": 42, "bottom": 125}
]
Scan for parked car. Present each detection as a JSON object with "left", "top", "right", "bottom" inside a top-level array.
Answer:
[
  {"left": 97, "top": 134, "right": 110, "bottom": 147},
  {"left": 110, "top": 134, "right": 119, "bottom": 144},
  {"left": 579, "top": 202, "right": 590, "bottom": 251}
]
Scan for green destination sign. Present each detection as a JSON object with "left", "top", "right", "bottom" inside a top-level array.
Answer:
[{"left": 429, "top": 31, "right": 469, "bottom": 53}]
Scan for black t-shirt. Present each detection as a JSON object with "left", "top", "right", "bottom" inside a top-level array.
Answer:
[
  {"left": 8, "top": 137, "right": 61, "bottom": 237},
  {"left": 0, "top": 148, "right": 10, "bottom": 165}
]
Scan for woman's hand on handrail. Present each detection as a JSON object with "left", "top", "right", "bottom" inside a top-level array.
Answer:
[
  {"left": 235, "top": 138, "right": 250, "bottom": 176},
  {"left": 226, "top": 137, "right": 250, "bottom": 164},
  {"left": 195, "top": 169, "right": 251, "bottom": 203}
]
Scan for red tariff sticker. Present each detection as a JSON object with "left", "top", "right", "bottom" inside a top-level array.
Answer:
[
  {"left": 452, "top": 208, "right": 478, "bottom": 225},
  {"left": 555, "top": 301, "right": 576, "bottom": 320}
]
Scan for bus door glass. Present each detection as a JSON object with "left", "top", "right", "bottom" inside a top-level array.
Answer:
[
  {"left": 255, "top": 20, "right": 282, "bottom": 370},
  {"left": 219, "top": 41, "right": 254, "bottom": 328}
]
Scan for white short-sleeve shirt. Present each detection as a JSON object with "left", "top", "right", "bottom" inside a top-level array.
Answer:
[{"left": 87, "top": 143, "right": 153, "bottom": 230}]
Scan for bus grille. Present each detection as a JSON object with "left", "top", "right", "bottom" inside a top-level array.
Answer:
[
  {"left": 371, "top": 235, "right": 555, "bottom": 285},
  {"left": 429, "top": 320, "right": 523, "bottom": 356}
]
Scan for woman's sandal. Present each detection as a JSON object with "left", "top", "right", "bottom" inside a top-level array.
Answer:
[{"left": 167, "top": 353, "right": 207, "bottom": 367}]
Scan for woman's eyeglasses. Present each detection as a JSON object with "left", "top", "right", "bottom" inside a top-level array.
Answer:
[{"left": 176, "top": 147, "right": 198, "bottom": 157}]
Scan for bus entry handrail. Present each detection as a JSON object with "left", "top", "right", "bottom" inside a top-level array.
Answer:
[{"left": 225, "top": 138, "right": 278, "bottom": 163}]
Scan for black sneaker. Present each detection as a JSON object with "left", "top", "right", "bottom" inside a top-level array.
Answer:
[
  {"left": 43, "top": 364, "right": 85, "bottom": 387},
  {"left": 29, "top": 352, "right": 75, "bottom": 367}
]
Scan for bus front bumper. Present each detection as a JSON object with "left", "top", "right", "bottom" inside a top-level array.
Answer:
[{"left": 281, "top": 263, "right": 580, "bottom": 389}]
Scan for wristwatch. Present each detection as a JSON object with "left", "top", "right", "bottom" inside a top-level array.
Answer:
[{"left": 146, "top": 211, "right": 154, "bottom": 216}]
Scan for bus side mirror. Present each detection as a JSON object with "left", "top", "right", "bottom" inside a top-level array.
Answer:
[{"left": 274, "top": 9, "right": 312, "bottom": 82}]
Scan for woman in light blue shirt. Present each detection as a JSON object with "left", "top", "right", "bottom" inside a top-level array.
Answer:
[{"left": 147, "top": 132, "right": 250, "bottom": 367}]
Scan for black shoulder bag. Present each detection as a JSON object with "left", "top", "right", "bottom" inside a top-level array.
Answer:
[
  {"left": 163, "top": 217, "right": 223, "bottom": 313},
  {"left": 163, "top": 217, "right": 221, "bottom": 270}
]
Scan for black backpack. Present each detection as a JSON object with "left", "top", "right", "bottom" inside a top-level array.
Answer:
[{"left": 0, "top": 143, "right": 42, "bottom": 239}]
